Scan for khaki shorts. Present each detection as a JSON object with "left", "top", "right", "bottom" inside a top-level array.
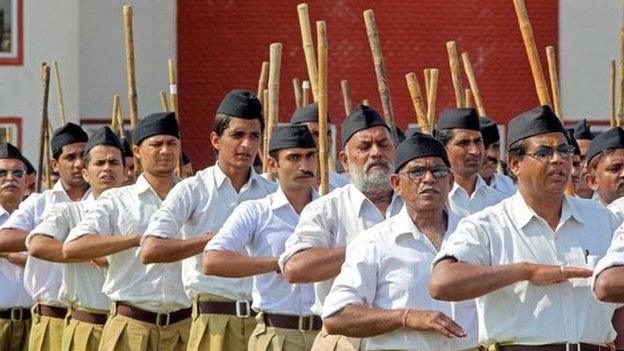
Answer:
[
  {"left": 310, "top": 327, "right": 362, "bottom": 351},
  {"left": 248, "top": 312, "right": 319, "bottom": 351},
  {"left": 0, "top": 316, "right": 30, "bottom": 351}
]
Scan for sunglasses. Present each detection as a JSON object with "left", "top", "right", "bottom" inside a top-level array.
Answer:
[
  {"left": 0, "top": 169, "right": 25, "bottom": 178},
  {"left": 524, "top": 144, "right": 575, "bottom": 160},
  {"left": 401, "top": 166, "right": 451, "bottom": 180}
]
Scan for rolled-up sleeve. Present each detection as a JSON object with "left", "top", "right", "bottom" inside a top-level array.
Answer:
[
  {"left": 321, "top": 236, "right": 377, "bottom": 319},
  {"left": 26, "top": 204, "right": 70, "bottom": 246},
  {"left": 144, "top": 181, "right": 194, "bottom": 241},
  {"left": 433, "top": 217, "right": 491, "bottom": 267},
  {"left": 2, "top": 193, "right": 41, "bottom": 232},
  {"left": 205, "top": 202, "right": 257, "bottom": 253},
  {"left": 66, "top": 194, "right": 114, "bottom": 242},
  {"left": 592, "top": 227, "right": 624, "bottom": 291}
]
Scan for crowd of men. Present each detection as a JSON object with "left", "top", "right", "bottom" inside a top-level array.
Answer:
[{"left": 2, "top": 88, "right": 624, "bottom": 351}]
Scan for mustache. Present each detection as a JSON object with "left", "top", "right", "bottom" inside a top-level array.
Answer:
[
  {"left": 1, "top": 182, "right": 19, "bottom": 190},
  {"left": 365, "top": 159, "right": 391, "bottom": 171},
  {"left": 295, "top": 171, "right": 315, "bottom": 178},
  {"left": 418, "top": 185, "right": 440, "bottom": 194},
  {"left": 483, "top": 156, "right": 498, "bottom": 164}
]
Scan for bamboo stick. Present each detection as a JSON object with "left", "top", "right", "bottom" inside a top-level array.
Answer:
[
  {"left": 302, "top": 81, "right": 311, "bottom": 106},
  {"left": 36, "top": 65, "right": 51, "bottom": 193},
  {"left": 111, "top": 94, "right": 120, "bottom": 133},
  {"left": 262, "top": 88, "right": 270, "bottom": 173},
  {"left": 317, "top": 21, "right": 329, "bottom": 195},
  {"left": 405, "top": 72, "right": 431, "bottom": 135},
  {"left": 52, "top": 61, "right": 66, "bottom": 125},
  {"left": 465, "top": 89, "right": 474, "bottom": 108},
  {"left": 611, "top": 59, "right": 617, "bottom": 127},
  {"left": 426, "top": 69, "right": 439, "bottom": 128},
  {"left": 297, "top": 4, "right": 319, "bottom": 102},
  {"left": 168, "top": 59, "right": 178, "bottom": 117},
  {"left": 619, "top": 1, "right": 624, "bottom": 127},
  {"left": 293, "top": 78, "right": 303, "bottom": 108},
  {"left": 44, "top": 128, "right": 52, "bottom": 189},
  {"left": 364, "top": 9, "right": 398, "bottom": 143},
  {"left": 545, "top": 46, "right": 563, "bottom": 119},
  {"left": 446, "top": 41, "right": 465, "bottom": 108},
  {"left": 4, "top": 127, "right": 10, "bottom": 144},
  {"left": 424, "top": 68, "right": 431, "bottom": 102},
  {"left": 340, "top": 80, "right": 353, "bottom": 116},
  {"left": 257, "top": 61, "right": 269, "bottom": 103},
  {"left": 123, "top": 5, "right": 139, "bottom": 129},
  {"left": 513, "top": 0, "right": 551, "bottom": 106},
  {"left": 461, "top": 52, "right": 487, "bottom": 116},
  {"left": 116, "top": 98, "right": 125, "bottom": 137},
  {"left": 159, "top": 90, "right": 170, "bottom": 111}
]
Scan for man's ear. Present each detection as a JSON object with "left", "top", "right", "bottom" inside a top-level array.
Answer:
[
  {"left": 507, "top": 155, "right": 521, "bottom": 179},
  {"left": 585, "top": 170, "right": 599, "bottom": 191},
  {"left": 50, "top": 158, "right": 59, "bottom": 173},
  {"left": 338, "top": 150, "right": 348, "bottom": 174},
  {"left": 210, "top": 132, "right": 220, "bottom": 151},
  {"left": 389, "top": 174, "right": 402, "bottom": 196},
  {"left": 268, "top": 155, "right": 279, "bottom": 174},
  {"left": 132, "top": 145, "right": 142, "bottom": 161}
]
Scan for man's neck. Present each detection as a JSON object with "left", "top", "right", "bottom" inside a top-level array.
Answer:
[
  {"left": 454, "top": 172, "right": 478, "bottom": 195},
  {"left": 219, "top": 163, "right": 251, "bottom": 193},
  {"left": 482, "top": 174, "right": 493, "bottom": 186},
  {"left": 142, "top": 171, "right": 176, "bottom": 200},
  {"left": 409, "top": 206, "right": 447, "bottom": 249},
  {"left": 60, "top": 179, "right": 88, "bottom": 202},
  {"left": 519, "top": 186, "right": 564, "bottom": 231},
  {"left": 364, "top": 189, "right": 393, "bottom": 216},
  {"left": 282, "top": 185, "right": 313, "bottom": 214}
]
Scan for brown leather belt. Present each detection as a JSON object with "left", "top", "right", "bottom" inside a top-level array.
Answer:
[
  {"left": 499, "top": 343, "right": 609, "bottom": 351},
  {"left": 0, "top": 308, "right": 31, "bottom": 321},
  {"left": 71, "top": 309, "right": 108, "bottom": 325},
  {"left": 34, "top": 304, "right": 67, "bottom": 319},
  {"left": 115, "top": 302, "right": 191, "bottom": 326},
  {"left": 197, "top": 300, "right": 257, "bottom": 318},
  {"left": 263, "top": 313, "right": 322, "bottom": 331}
]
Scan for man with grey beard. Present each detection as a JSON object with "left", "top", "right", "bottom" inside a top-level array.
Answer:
[{"left": 279, "top": 105, "right": 403, "bottom": 351}]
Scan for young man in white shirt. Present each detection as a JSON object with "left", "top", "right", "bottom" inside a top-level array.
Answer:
[
  {"left": 430, "top": 105, "right": 623, "bottom": 350},
  {"left": 27, "top": 127, "right": 126, "bottom": 351},
  {"left": 280, "top": 105, "right": 403, "bottom": 350},
  {"left": 63, "top": 112, "right": 191, "bottom": 351},
  {"left": 571, "top": 119, "right": 595, "bottom": 199},
  {"left": 479, "top": 116, "right": 516, "bottom": 197},
  {"left": 204, "top": 124, "right": 320, "bottom": 350},
  {"left": 0, "top": 123, "right": 89, "bottom": 351}
]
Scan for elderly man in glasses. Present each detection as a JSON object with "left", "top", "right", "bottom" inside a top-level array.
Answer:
[{"left": 430, "top": 106, "right": 624, "bottom": 350}]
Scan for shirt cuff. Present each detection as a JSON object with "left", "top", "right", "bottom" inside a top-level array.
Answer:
[
  {"left": 591, "top": 251, "right": 624, "bottom": 292},
  {"left": 278, "top": 243, "right": 314, "bottom": 272},
  {"left": 321, "top": 293, "right": 364, "bottom": 319}
]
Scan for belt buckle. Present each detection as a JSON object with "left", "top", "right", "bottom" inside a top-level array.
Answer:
[
  {"left": 10, "top": 308, "right": 23, "bottom": 322},
  {"left": 298, "top": 315, "right": 314, "bottom": 332},
  {"left": 235, "top": 300, "right": 251, "bottom": 318},
  {"left": 156, "top": 312, "right": 171, "bottom": 327},
  {"left": 565, "top": 343, "right": 581, "bottom": 351}
]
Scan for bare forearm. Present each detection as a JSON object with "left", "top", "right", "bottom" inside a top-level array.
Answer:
[
  {"left": 283, "top": 247, "right": 345, "bottom": 283},
  {"left": 430, "top": 259, "right": 530, "bottom": 301},
  {"left": 0, "top": 253, "right": 26, "bottom": 266},
  {"left": 613, "top": 307, "right": 624, "bottom": 349},
  {"left": 0, "top": 229, "right": 27, "bottom": 252},
  {"left": 203, "top": 250, "right": 278, "bottom": 277},
  {"left": 594, "top": 267, "right": 624, "bottom": 303},
  {"left": 141, "top": 235, "right": 212, "bottom": 264},
  {"left": 63, "top": 234, "right": 139, "bottom": 261},
  {"left": 28, "top": 236, "right": 68, "bottom": 262},
  {"left": 324, "top": 305, "right": 402, "bottom": 337}
]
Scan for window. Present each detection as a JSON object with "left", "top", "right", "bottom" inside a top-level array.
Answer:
[{"left": 0, "top": 0, "right": 23, "bottom": 65}]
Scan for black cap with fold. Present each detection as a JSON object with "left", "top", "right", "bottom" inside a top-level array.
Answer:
[
  {"left": 133, "top": 112, "right": 180, "bottom": 146},
  {"left": 216, "top": 89, "right": 263, "bottom": 118},
  {"left": 571, "top": 119, "right": 594, "bottom": 141},
  {"left": 394, "top": 133, "right": 450, "bottom": 173},
  {"left": 507, "top": 105, "right": 567, "bottom": 147},
  {"left": 182, "top": 152, "right": 191, "bottom": 165},
  {"left": 565, "top": 129, "right": 581, "bottom": 156},
  {"left": 84, "top": 126, "right": 124, "bottom": 156},
  {"left": 480, "top": 116, "right": 500, "bottom": 147},
  {"left": 120, "top": 138, "right": 133, "bottom": 158},
  {"left": 268, "top": 124, "right": 317, "bottom": 154},
  {"left": 51, "top": 122, "right": 89, "bottom": 158},
  {"left": 435, "top": 108, "right": 481, "bottom": 132},
  {"left": 0, "top": 143, "right": 29, "bottom": 168},
  {"left": 586, "top": 127, "right": 624, "bottom": 164},
  {"left": 341, "top": 105, "right": 389, "bottom": 147},
  {"left": 290, "top": 103, "right": 332, "bottom": 124}
]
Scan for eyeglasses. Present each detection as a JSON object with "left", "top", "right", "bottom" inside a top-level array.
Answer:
[
  {"left": 0, "top": 169, "right": 24, "bottom": 178},
  {"left": 401, "top": 166, "right": 451, "bottom": 180},
  {"left": 524, "top": 144, "right": 575, "bottom": 160}
]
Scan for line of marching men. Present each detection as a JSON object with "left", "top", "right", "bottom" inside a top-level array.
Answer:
[{"left": 2, "top": 88, "right": 624, "bottom": 351}]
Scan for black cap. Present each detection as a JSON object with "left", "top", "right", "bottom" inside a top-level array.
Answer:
[
  {"left": 268, "top": 124, "right": 316, "bottom": 154},
  {"left": 395, "top": 126, "right": 406, "bottom": 143},
  {"left": 394, "top": 133, "right": 450, "bottom": 173},
  {"left": 120, "top": 138, "right": 133, "bottom": 158},
  {"left": 565, "top": 129, "right": 581, "bottom": 156},
  {"left": 0, "top": 143, "right": 29, "bottom": 168},
  {"left": 133, "top": 112, "right": 180, "bottom": 146},
  {"left": 435, "top": 108, "right": 481, "bottom": 132},
  {"left": 290, "top": 103, "right": 332, "bottom": 124},
  {"left": 480, "top": 116, "right": 500, "bottom": 147},
  {"left": 586, "top": 127, "right": 624, "bottom": 164},
  {"left": 51, "top": 122, "right": 88, "bottom": 158},
  {"left": 24, "top": 156, "right": 35, "bottom": 174},
  {"left": 84, "top": 126, "right": 124, "bottom": 156},
  {"left": 507, "top": 105, "right": 566, "bottom": 146},
  {"left": 216, "top": 89, "right": 263, "bottom": 118},
  {"left": 182, "top": 152, "right": 191, "bottom": 165},
  {"left": 405, "top": 126, "right": 422, "bottom": 139},
  {"left": 341, "top": 105, "right": 389, "bottom": 147},
  {"left": 571, "top": 119, "right": 594, "bottom": 141}
]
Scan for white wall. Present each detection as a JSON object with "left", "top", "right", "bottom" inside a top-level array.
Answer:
[{"left": 560, "top": 0, "right": 621, "bottom": 126}]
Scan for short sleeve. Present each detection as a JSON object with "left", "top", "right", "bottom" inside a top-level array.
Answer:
[
  {"left": 26, "top": 203, "right": 71, "bottom": 246},
  {"left": 433, "top": 216, "right": 492, "bottom": 267},
  {"left": 592, "top": 226, "right": 624, "bottom": 291},
  {"left": 66, "top": 193, "right": 115, "bottom": 242},
  {"left": 1, "top": 193, "right": 42, "bottom": 232},
  {"left": 205, "top": 201, "right": 258, "bottom": 253},
  {"left": 144, "top": 180, "right": 195, "bottom": 241}
]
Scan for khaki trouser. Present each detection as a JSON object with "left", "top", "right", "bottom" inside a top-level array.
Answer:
[
  {"left": 310, "top": 327, "right": 362, "bottom": 351},
  {"left": 0, "top": 316, "right": 30, "bottom": 351},
  {"left": 28, "top": 308, "right": 66, "bottom": 351},
  {"left": 97, "top": 308, "right": 190, "bottom": 351},
  {"left": 187, "top": 293, "right": 256, "bottom": 351},
  {"left": 61, "top": 307, "right": 107, "bottom": 351},
  {"left": 248, "top": 312, "right": 319, "bottom": 351}
]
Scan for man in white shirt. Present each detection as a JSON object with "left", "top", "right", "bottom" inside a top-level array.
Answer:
[
  {"left": 27, "top": 127, "right": 125, "bottom": 351},
  {"left": 434, "top": 109, "right": 506, "bottom": 217},
  {"left": 280, "top": 105, "right": 403, "bottom": 351},
  {"left": 0, "top": 143, "right": 33, "bottom": 350},
  {"left": 584, "top": 128, "right": 624, "bottom": 216},
  {"left": 62, "top": 112, "right": 191, "bottom": 351},
  {"left": 323, "top": 133, "right": 479, "bottom": 351},
  {"left": 204, "top": 124, "right": 320, "bottom": 350},
  {"left": 120, "top": 137, "right": 136, "bottom": 185},
  {"left": 430, "top": 105, "right": 623, "bottom": 350},
  {"left": 571, "top": 119, "right": 595, "bottom": 199},
  {"left": 479, "top": 116, "right": 516, "bottom": 197},
  {"left": 141, "top": 90, "right": 276, "bottom": 351},
  {"left": 0, "top": 122, "right": 89, "bottom": 351}
]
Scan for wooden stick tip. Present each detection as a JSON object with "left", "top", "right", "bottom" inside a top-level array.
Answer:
[
  {"left": 297, "top": 3, "right": 308, "bottom": 11},
  {"left": 446, "top": 40, "right": 456, "bottom": 48},
  {"left": 123, "top": 5, "right": 132, "bottom": 12}
]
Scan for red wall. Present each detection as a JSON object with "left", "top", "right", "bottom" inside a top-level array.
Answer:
[{"left": 178, "top": 1, "right": 558, "bottom": 168}]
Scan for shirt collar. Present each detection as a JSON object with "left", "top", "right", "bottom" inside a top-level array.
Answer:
[
  {"left": 134, "top": 174, "right": 153, "bottom": 195},
  {"left": 391, "top": 205, "right": 458, "bottom": 243},
  {"left": 450, "top": 174, "right": 488, "bottom": 198},
  {"left": 270, "top": 186, "right": 320, "bottom": 211},
  {"left": 511, "top": 192, "right": 586, "bottom": 228},
  {"left": 214, "top": 163, "right": 259, "bottom": 190},
  {"left": 52, "top": 179, "right": 91, "bottom": 201},
  {"left": 0, "top": 204, "right": 9, "bottom": 218}
]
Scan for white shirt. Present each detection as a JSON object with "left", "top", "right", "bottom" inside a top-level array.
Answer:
[
  {"left": 0, "top": 206, "right": 32, "bottom": 309},
  {"left": 434, "top": 193, "right": 619, "bottom": 346},
  {"left": 448, "top": 175, "right": 507, "bottom": 217},
  {"left": 608, "top": 196, "right": 624, "bottom": 227},
  {"left": 2, "top": 180, "right": 88, "bottom": 307},
  {"left": 322, "top": 206, "right": 477, "bottom": 351},
  {"left": 67, "top": 175, "right": 190, "bottom": 313},
  {"left": 144, "top": 165, "right": 276, "bottom": 301},
  {"left": 488, "top": 173, "right": 516, "bottom": 198},
  {"left": 279, "top": 183, "right": 404, "bottom": 315},
  {"left": 206, "top": 187, "right": 317, "bottom": 315},
  {"left": 27, "top": 194, "right": 109, "bottom": 311}
]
